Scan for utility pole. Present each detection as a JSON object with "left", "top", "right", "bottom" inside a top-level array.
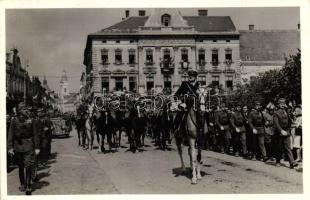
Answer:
[{"left": 24, "top": 59, "right": 29, "bottom": 105}]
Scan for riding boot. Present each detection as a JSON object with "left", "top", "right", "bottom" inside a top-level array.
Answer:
[
  {"left": 25, "top": 167, "right": 32, "bottom": 195},
  {"left": 18, "top": 166, "right": 25, "bottom": 192}
]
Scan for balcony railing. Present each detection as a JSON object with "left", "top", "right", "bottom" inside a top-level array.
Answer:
[
  {"left": 211, "top": 60, "right": 219, "bottom": 66},
  {"left": 224, "top": 59, "right": 234, "bottom": 66},
  {"left": 160, "top": 60, "right": 175, "bottom": 74},
  {"left": 145, "top": 61, "right": 155, "bottom": 66}
]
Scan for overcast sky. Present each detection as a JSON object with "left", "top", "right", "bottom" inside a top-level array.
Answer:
[{"left": 5, "top": 7, "right": 300, "bottom": 93}]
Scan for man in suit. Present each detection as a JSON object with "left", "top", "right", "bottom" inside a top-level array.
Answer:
[{"left": 7, "top": 102, "right": 40, "bottom": 195}]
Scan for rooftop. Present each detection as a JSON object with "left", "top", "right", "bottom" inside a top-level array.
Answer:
[{"left": 239, "top": 30, "right": 300, "bottom": 62}]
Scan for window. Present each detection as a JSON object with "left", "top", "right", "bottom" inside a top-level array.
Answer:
[
  {"left": 130, "top": 40, "right": 134, "bottom": 43},
  {"left": 226, "top": 76, "right": 233, "bottom": 90},
  {"left": 226, "top": 40, "right": 230, "bottom": 43},
  {"left": 115, "top": 77, "right": 123, "bottom": 91},
  {"left": 212, "top": 75, "right": 220, "bottom": 87},
  {"left": 102, "top": 40, "right": 107, "bottom": 43},
  {"left": 101, "top": 49, "right": 109, "bottom": 65},
  {"left": 115, "top": 49, "right": 122, "bottom": 64},
  {"left": 129, "top": 77, "right": 137, "bottom": 92},
  {"left": 199, "top": 40, "right": 203, "bottom": 43},
  {"left": 128, "top": 49, "right": 135, "bottom": 65},
  {"left": 139, "top": 10, "right": 146, "bottom": 16},
  {"left": 146, "top": 49, "right": 153, "bottom": 65},
  {"left": 116, "top": 40, "right": 120, "bottom": 43},
  {"left": 102, "top": 77, "right": 109, "bottom": 93},
  {"left": 198, "top": 49, "right": 205, "bottom": 66},
  {"left": 181, "top": 48, "right": 188, "bottom": 62},
  {"left": 163, "top": 49, "right": 171, "bottom": 61},
  {"left": 164, "top": 76, "right": 172, "bottom": 89},
  {"left": 198, "top": 76, "right": 206, "bottom": 86},
  {"left": 161, "top": 14, "right": 171, "bottom": 27},
  {"left": 212, "top": 49, "right": 219, "bottom": 66},
  {"left": 225, "top": 49, "right": 232, "bottom": 63},
  {"left": 146, "top": 76, "right": 154, "bottom": 92},
  {"left": 213, "top": 40, "right": 217, "bottom": 43}
]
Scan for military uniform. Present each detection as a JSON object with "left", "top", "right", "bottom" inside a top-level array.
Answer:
[
  {"left": 248, "top": 109, "right": 267, "bottom": 159},
  {"left": 230, "top": 110, "right": 247, "bottom": 156},
  {"left": 7, "top": 112, "right": 39, "bottom": 194},
  {"left": 39, "top": 115, "right": 53, "bottom": 164},
  {"left": 273, "top": 107, "right": 296, "bottom": 167},
  {"left": 264, "top": 111, "right": 275, "bottom": 159},
  {"left": 173, "top": 80, "right": 200, "bottom": 131},
  {"left": 215, "top": 109, "right": 231, "bottom": 153}
]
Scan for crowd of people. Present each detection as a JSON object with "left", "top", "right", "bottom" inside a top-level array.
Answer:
[
  {"left": 7, "top": 102, "right": 55, "bottom": 195},
  {"left": 200, "top": 99, "right": 302, "bottom": 169}
]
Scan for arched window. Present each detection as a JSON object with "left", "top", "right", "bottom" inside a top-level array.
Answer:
[{"left": 161, "top": 14, "right": 171, "bottom": 27}]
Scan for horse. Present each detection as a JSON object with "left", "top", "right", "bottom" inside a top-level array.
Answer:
[
  {"left": 85, "top": 104, "right": 95, "bottom": 150},
  {"left": 75, "top": 104, "right": 87, "bottom": 147},
  {"left": 96, "top": 108, "right": 115, "bottom": 153},
  {"left": 174, "top": 91, "right": 208, "bottom": 184}
]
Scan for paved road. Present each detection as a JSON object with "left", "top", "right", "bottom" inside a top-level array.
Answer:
[{"left": 7, "top": 129, "right": 302, "bottom": 195}]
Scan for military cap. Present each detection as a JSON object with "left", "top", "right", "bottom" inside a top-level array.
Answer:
[
  {"left": 187, "top": 69, "right": 198, "bottom": 77},
  {"left": 278, "top": 98, "right": 286, "bottom": 103}
]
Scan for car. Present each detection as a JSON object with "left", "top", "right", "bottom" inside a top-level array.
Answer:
[{"left": 51, "top": 117, "right": 70, "bottom": 138}]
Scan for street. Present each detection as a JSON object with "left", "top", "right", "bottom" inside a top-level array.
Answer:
[{"left": 7, "top": 129, "right": 302, "bottom": 195}]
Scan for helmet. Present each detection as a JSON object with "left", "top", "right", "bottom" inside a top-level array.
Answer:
[{"left": 187, "top": 69, "right": 198, "bottom": 77}]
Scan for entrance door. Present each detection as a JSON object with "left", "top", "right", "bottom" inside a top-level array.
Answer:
[{"left": 115, "top": 77, "right": 123, "bottom": 91}]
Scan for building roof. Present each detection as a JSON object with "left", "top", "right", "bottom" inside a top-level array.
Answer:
[
  {"left": 94, "top": 16, "right": 236, "bottom": 34},
  {"left": 183, "top": 16, "right": 236, "bottom": 32},
  {"left": 239, "top": 30, "right": 300, "bottom": 62}
]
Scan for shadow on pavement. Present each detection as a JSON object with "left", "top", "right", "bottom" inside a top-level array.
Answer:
[{"left": 172, "top": 167, "right": 211, "bottom": 180}]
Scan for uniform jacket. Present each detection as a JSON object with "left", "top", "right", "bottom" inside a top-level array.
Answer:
[
  {"left": 273, "top": 108, "right": 290, "bottom": 133},
  {"left": 8, "top": 116, "right": 40, "bottom": 152},
  {"left": 230, "top": 111, "right": 246, "bottom": 132},
  {"left": 248, "top": 109, "right": 265, "bottom": 134},
  {"left": 215, "top": 110, "right": 230, "bottom": 130},
  {"left": 174, "top": 81, "right": 200, "bottom": 109},
  {"left": 263, "top": 112, "right": 274, "bottom": 135}
]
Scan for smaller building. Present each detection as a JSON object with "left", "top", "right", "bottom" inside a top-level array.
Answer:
[{"left": 239, "top": 25, "right": 300, "bottom": 84}]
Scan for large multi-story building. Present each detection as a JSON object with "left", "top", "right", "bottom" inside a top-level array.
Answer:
[{"left": 83, "top": 9, "right": 241, "bottom": 95}]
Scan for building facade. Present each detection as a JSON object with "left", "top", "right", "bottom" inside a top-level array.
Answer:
[{"left": 84, "top": 9, "right": 241, "bottom": 95}]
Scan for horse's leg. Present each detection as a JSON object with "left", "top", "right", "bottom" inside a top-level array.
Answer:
[
  {"left": 77, "top": 129, "right": 81, "bottom": 146},
  {"left": 196, "top": 148, "right": 202, "bottom": 180},
  {"left": 175, "top": 136, "right": 186, "bottom": 172},
  {"left": 189, "top": 138, "right": 197, "bottom": 184}
]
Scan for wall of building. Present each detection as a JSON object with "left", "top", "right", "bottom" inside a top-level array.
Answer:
[{"left": 90, "top": 37, "right": 241, "bottom": 95}]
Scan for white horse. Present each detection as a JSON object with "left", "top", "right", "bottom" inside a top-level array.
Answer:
[{"left": 85, "top": 104, "right": 95, "bottom": 150}]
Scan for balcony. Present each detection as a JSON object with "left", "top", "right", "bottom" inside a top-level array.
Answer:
[
  {"left": 160, "top": 60, "right": 174, "bottom": 74},
  {"left": 144, "top": 61, "right": 155, "bottom": 66},
  {"left": 127, "top": 62, "right": 138, "bottom": 67}
]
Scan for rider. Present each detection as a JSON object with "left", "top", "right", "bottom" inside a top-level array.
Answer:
[{"left": 173, "top": 69, "right": 200, "bottom": 133}]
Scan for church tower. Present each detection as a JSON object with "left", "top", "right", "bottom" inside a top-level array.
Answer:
[{"left": 60, "top": 69, "right": 69, "bottom": 98}]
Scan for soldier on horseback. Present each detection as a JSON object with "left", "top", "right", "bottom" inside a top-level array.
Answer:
[{"left": 174, "top": 69, "right": 200, "bottom": 134}]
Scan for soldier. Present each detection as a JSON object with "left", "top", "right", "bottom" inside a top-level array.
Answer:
[
  {"left": 206, "top": 106, "right": 217, "bottom": 151},
  {"left": 230, "top": 104, "right": 247, "bottom": 158},
  {"left": 215, "top": 103, "right": 231, "bottom": 154},
  {"left": 273, "top": 98, "right": 298, "bottom": 168},
  {"left": 39, "top": 111, "right": 54, "bottom": 166},
  {"left": 173, "top": 69, "right": 200, "bottom": 133},
  {"left": 264, "top": 104, "right": 275, "bottom": 161},
  {"left": 248, "top": 101, "right": 268, "bottom": 162},
  {"left": 7, "top": 102, "right": 40, "bottom": 195},
  {"left": 242, "top": 105, "right": 252, "bottom": 158}
]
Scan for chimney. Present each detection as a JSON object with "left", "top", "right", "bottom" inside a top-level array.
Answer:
[
  {"left": 298, "top": 23, "right": 300, "bottom": 30},
  {"left": 249, "top": 24, "right": 254, "bottom": 31},
  {"left": 138, "top": 10, "right": 146, "bottom": 16},
  {"left": 125, "top": 10, "right": 130, "bottom": 18},
  {"left": 198, "top": 9, "right": 208, "bottom": 16}
]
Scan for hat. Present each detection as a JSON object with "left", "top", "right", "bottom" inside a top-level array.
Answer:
[
  {"left": 187, "top": 69, "right": 198, "bottom": 77},
  {"left": 278, "top": 98, "right": 286, "bottom": 104}
]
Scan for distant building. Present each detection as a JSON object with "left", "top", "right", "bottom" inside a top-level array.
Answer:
[
  {"left": 58, "top": 70, "right": 77, "bottom": 112},
  {"left": 83, "top": 9, "right": 241, "bottom": 96},
  {"left": 239, "top": 25, "right": 300, "bottom": 84}
]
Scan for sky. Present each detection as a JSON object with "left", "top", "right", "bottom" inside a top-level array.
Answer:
[{"left": 5, "top": 7, "right": 300, "bottom": 93}]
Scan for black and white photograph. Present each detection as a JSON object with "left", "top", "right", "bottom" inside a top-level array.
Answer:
[{"left": 1, "top": 0, "right": 308, "bottom": 198}]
